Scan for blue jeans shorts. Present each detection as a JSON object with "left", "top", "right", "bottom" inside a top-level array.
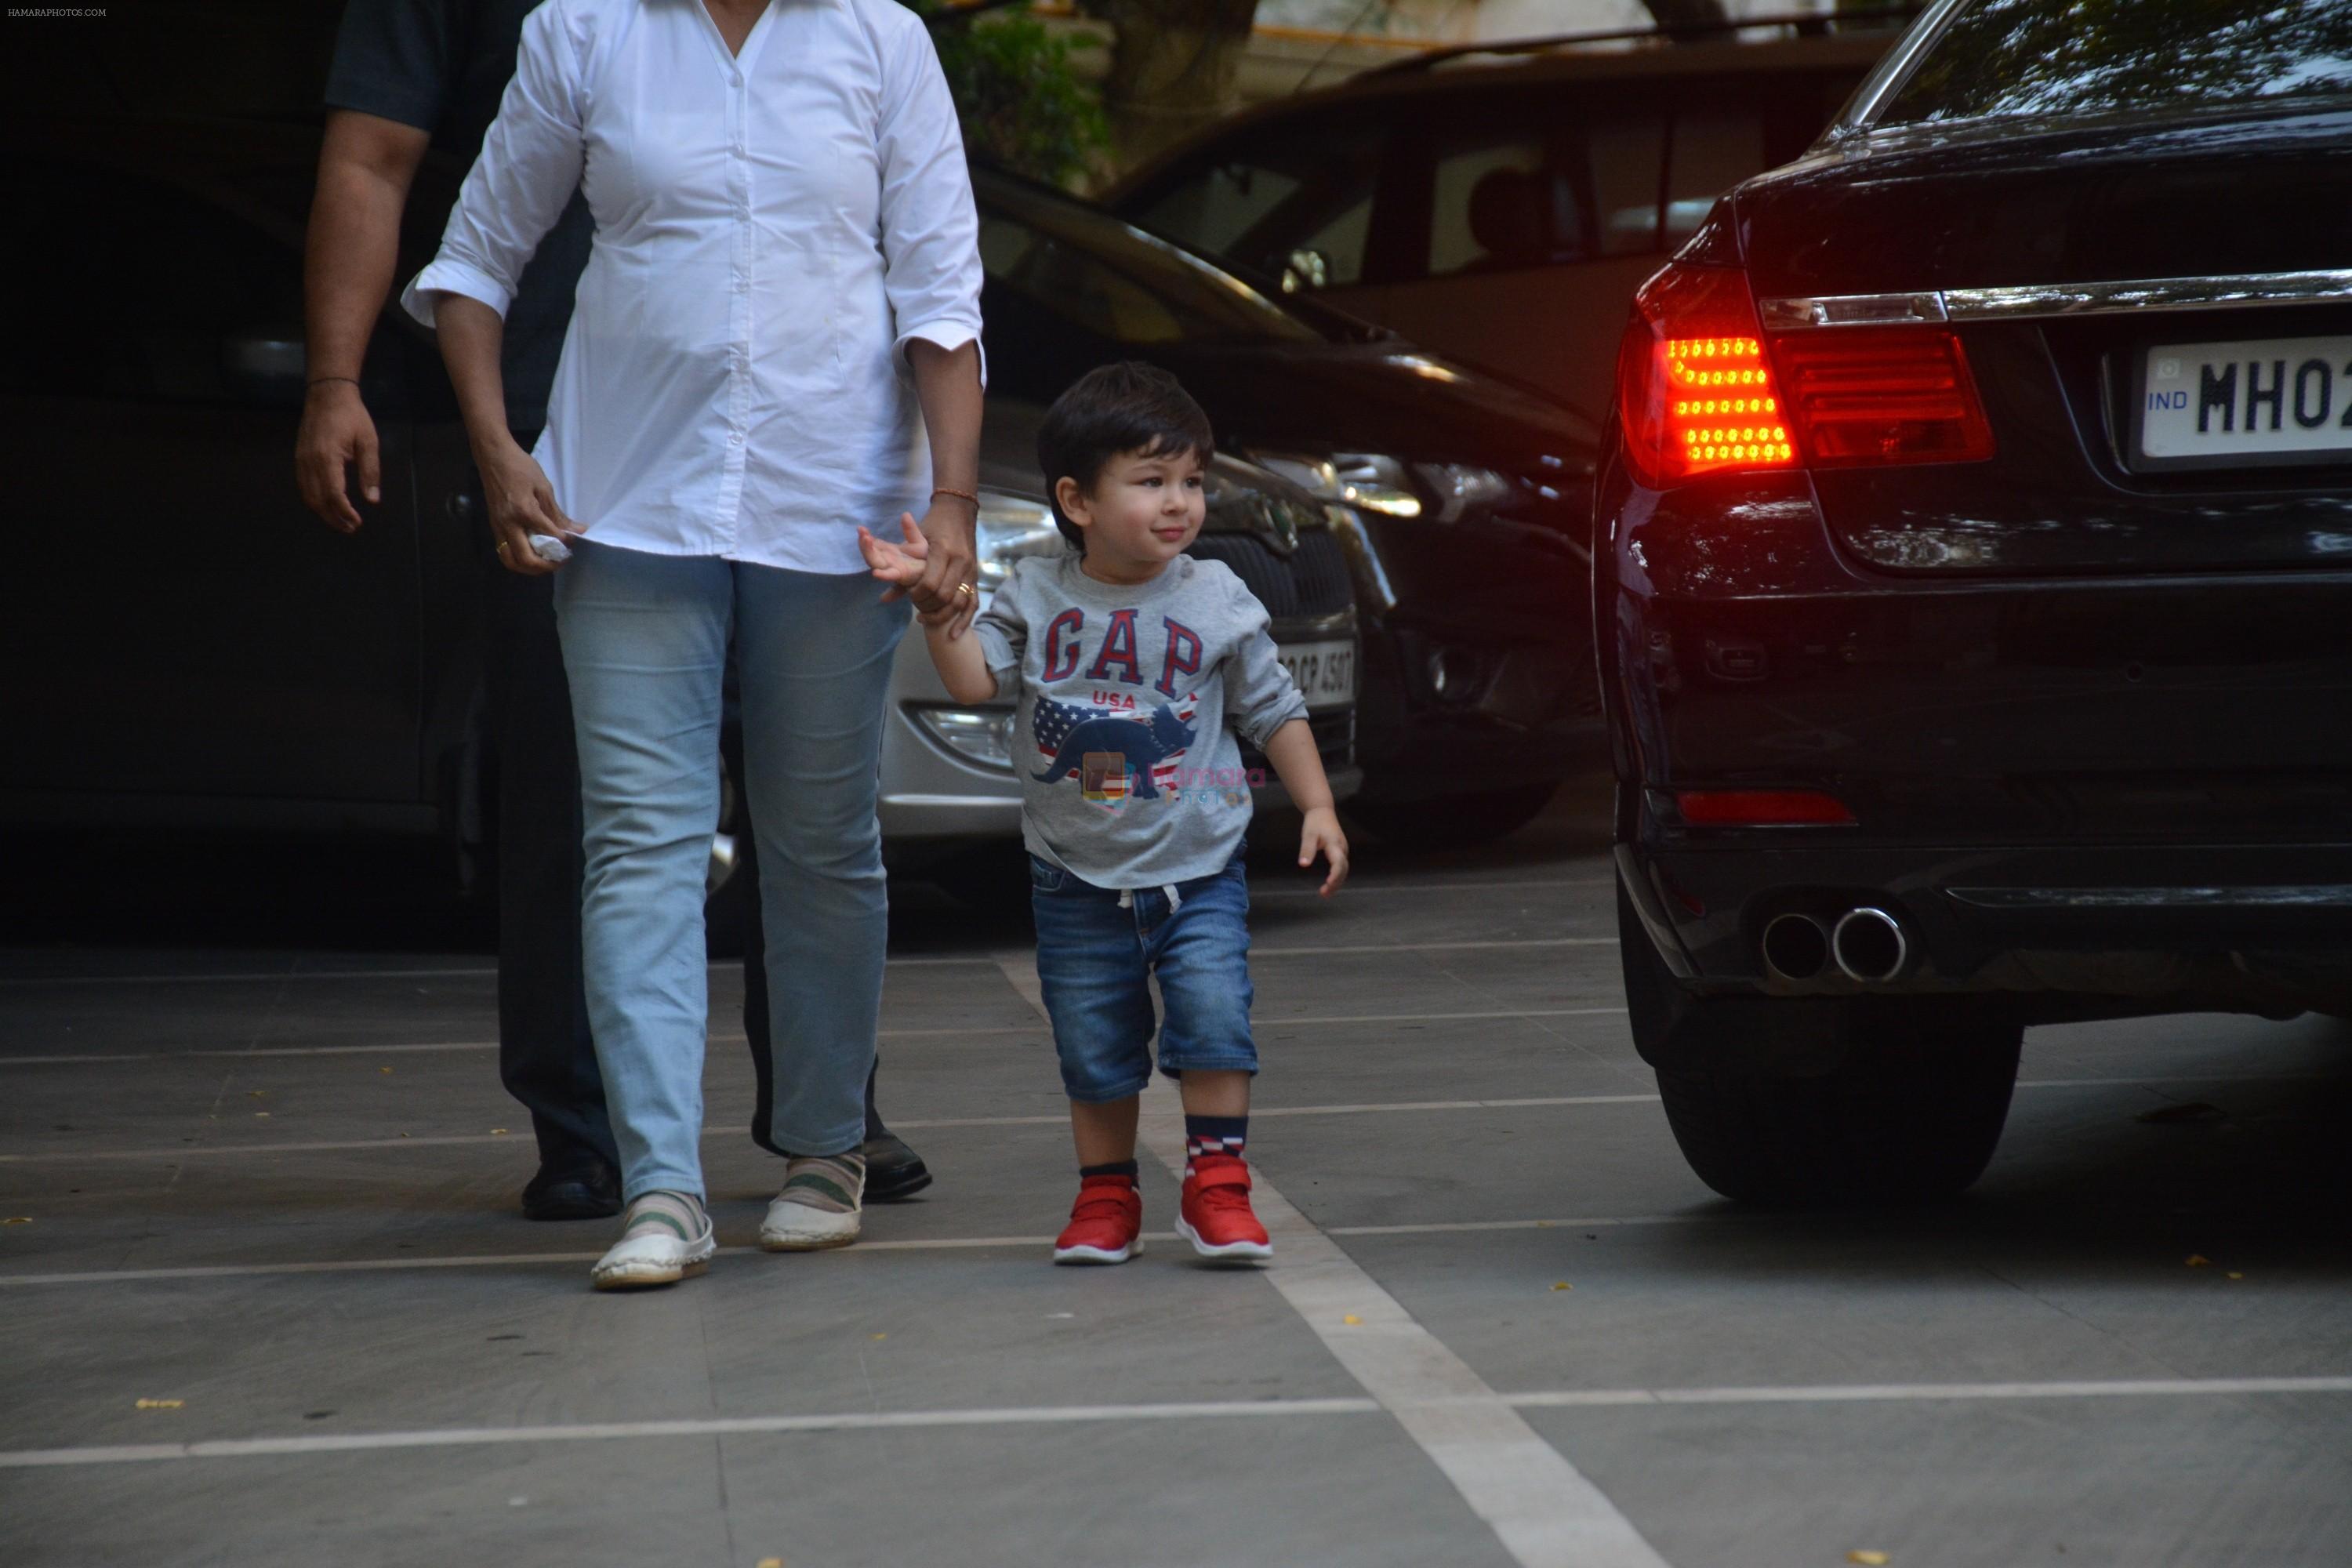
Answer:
[{"left": 1029, "top": 846, "right": 1257, "bottom": 1103}]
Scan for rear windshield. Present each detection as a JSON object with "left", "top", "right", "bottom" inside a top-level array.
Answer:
[{"left": 1876, "top": 0, "right": 2352, "bottom": 126}]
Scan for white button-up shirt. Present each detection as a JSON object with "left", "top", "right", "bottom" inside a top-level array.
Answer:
[{"left": 402, "top": 0, "right": 984, "bottom": 574}]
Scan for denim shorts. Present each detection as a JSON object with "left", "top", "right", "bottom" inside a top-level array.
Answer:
[{"left": 1028, "top": 846, "right": 1257, "bottom": 1103}]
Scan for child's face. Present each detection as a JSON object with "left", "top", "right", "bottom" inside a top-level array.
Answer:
[{"left": 1056, "top": 446, "right": 1206, "bottom": 576}]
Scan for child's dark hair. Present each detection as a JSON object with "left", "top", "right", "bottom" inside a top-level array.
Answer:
[{"left": 1036, "top": 361, "right": 1214, "bottom": 551}]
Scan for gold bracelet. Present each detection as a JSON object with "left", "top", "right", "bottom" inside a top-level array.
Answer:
[{"left": 931, "top": 486, "right": 980, "bottom": 509}]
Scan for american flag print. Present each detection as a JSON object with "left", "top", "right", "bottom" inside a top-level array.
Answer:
[{"left": 1032, "top": 693, "right": 1200, "bottom": 810}]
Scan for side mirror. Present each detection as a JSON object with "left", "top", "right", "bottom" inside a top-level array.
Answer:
[
  {"left": 220, "top": 329, "right": 307, "bottom": 407},
  {"left": 1280, "top": 248, "right": 1330, "bottom": 294}
]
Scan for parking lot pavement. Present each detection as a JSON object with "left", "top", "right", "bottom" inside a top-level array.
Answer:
[{"left": 3, "top": 782, "right": 2350, "bottom": 1567}]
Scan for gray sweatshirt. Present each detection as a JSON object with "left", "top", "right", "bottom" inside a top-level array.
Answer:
[{"left": 972, "top": 550, "right": 1310, "bottom": 889}]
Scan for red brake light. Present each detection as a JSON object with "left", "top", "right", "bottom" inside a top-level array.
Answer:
[
  {"left": 1617, "top": 263, "right": 1996, "bottom": 484},
  {"left": 1617, "top": 265, "right": 1795, "bottom": 488},
  {"left": 1771, "top": 328, "right": 1995, "bottom": 466}
]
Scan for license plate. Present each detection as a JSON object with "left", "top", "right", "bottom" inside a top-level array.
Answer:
[
  {"left": 1279, "top": 639, "right": 1356, "bottom": 711},
  {"left": 2135, "top": 334, "right": 2352, "bottom": 471}
]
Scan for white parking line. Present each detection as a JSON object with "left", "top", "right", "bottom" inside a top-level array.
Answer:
[
  {"left": 0, "top": 1005, "right": 1632, "bottom": 1069},
  {"left": 7, "top": 1070, "right": 2332, "bottom": 1162},
  {"left": 1102, "top": 972, "right": 1671, "bottom": 1566},
  {"left": 9, "top": 1375, "right": 2340, "bottom": 1472},
  {"left": 0, "top": 1397, "right": 1389, "bottom": 1469},
  {"left": 0, "top": 1218, "right": 1725, "bottom": 1288}
]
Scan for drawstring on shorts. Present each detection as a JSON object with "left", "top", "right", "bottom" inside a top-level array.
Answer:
[{"left": 1115, "top": 884, "right": 1184, "bottom": 913}]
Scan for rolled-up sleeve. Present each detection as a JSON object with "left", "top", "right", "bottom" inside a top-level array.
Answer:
[
  {"left": 1223, "top": 581, "right": 1311, "bottom": 750},
  {"left": 400, "top": 2, "right": 584, "bottom": 327},
  {"left": 875, "top": 16, "right": 985, "bottom": 386},
  {"left": 971, "top": 564, "right": 1030, "bottom": 689}
]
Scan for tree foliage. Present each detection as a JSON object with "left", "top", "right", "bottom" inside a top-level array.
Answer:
[
  {"left": 912, "top": 1, "right": 1111, "bottom": 187},
  {"left": 1886, "top": 0, "right": 2352, "bottom": 124}
]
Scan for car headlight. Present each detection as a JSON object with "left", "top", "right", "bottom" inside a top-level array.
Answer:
[
  {"left": 911, "top": 705, "right": 1017, "bottom": 771},
  {"left": 975, "top": 490, "right": 1064, "bottom": 591},
  {"left": 1258, "top": 453, "right": 1424, "bottom": 520},
  {"left": 1414, "top": 463, "right": 1512, "bottom": 524}
]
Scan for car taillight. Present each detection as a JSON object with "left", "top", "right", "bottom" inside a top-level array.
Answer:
[
  {"left": 1771, "top": 328, "right": 1995, "bottom": 467},
  {"left": 1616, "top": 264, "right": 1795, "bottom": 488},
  {"left": 1617, "top": 263, "right": 1994, "bottom": 485}
]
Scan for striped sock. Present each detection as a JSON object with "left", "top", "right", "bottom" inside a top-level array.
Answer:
[
  {"left": 775, "top": 1151, "right": 866, "bottom": 1214},
  {"left": 1182, "top": 1115, "right": 1248, "bottom": 1177},
  {"left": 622, "top": 1189, "right": 706, "bottom": 1242}
]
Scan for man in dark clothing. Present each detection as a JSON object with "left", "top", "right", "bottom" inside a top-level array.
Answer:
[{"left": 295, "top": 0, "right": 931, "bottom": 1218}]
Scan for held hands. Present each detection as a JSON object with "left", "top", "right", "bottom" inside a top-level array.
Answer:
[
  {"left": 860, "top": 498, "right": 979, "bottom": 638},
  {"left": 1299, "top": 805, "right": 1351, "bottom": 898},
  {"left": 477, "top": 437, "right": 585, "bottom": 576}
]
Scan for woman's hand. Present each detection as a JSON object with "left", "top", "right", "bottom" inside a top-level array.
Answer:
[
  {"left": 477, "top": 437, "right": 583, "bottom": 575},
  {"left": 1298, "top": 805, "right": 1351, "bottom": 898}
]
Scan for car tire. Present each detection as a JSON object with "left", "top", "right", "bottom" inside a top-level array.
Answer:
[
  {"left": 1345, "top": 782, "right": 1558, "bottom": 849},
  {"left": 1619, "top": 880, "right": 2022, "bottom": 1206}
]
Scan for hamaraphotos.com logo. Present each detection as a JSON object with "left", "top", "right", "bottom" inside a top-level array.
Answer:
[{"left": 1080, "top": 754, "right": 1264, "bottom": 808}]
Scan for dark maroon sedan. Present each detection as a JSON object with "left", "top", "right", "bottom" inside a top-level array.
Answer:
[{"left": 1599, "top": 0, "right": 2352, "bottom": 1204}]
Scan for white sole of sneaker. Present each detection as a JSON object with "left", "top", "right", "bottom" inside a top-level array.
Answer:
[
  {"left": 759, "top": 1215, "right": 862, "bottom": 1252},
  {"left": 591, "top": 1256, "right": 710, "bottom": 1291},
  {"left": 1175, "top": 1216, "right": 1272, "bottom": 1262},
  {"left": 1052, "top": 1239, "right": 1142, "bottom": 1265}
]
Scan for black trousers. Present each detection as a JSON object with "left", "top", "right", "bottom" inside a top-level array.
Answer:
[{"left": 478, "top": 455, "right": 881, "bottom": 1171}]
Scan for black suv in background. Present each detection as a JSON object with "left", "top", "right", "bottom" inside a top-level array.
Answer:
[
  {"left": 1105, "top": 9, "right": 1918, "bottom": 428},
  {"left": 1599, "top": 0, "right": 2352, "bottom": 1206}
]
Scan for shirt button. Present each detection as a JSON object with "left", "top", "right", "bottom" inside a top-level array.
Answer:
[{"left": 729, "top": 432, "right": 744, "bottom": 445}]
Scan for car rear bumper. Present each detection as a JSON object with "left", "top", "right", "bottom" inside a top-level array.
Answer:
[{"left": 1602, "top": 470, "right": 2352, "bottom": 1019}]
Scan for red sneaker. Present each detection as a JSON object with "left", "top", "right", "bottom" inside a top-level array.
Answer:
[
  {"left": 1178, "top": 1152, "right": 1272, "bottom": 1261},
  {"left": 1053, "top": 1174, "right": 1143, "bottom": 1265}
]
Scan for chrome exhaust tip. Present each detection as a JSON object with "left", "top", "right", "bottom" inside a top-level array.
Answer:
[
  {"left": 1759, "top": 912, "right": 1831, "bottom": 983},
  {"left": 1831, "top": 906, "right": 1910, "bottom": 984}
]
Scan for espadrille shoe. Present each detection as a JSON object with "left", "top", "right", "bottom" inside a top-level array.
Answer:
[
  {"left": 760, "top": 1152, "right": 866, "bottom": 1250},
  {"left": 590, "top": 1192, "right": 716, "bottom": 1290}
]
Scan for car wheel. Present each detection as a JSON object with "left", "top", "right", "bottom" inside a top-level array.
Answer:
[
  {"left": 1345, "top": 782, "right": 1558, "bottom": 849},
  {"left": 1618, "top": 880, "right": 2021, "bottom": 1206}
]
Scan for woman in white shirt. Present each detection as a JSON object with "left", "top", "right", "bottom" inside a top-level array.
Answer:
[{"left": 405, "top": 0, "right": 985, "bottom": 1290}]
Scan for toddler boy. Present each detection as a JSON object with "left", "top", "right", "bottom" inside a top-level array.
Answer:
[{"left": 858, "top": 361, "right": 1348, "bottom": 1262}]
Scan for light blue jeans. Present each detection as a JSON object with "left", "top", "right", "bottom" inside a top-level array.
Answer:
[{"left": 554, "top": 540, "right": 909, "bottom": 1202}]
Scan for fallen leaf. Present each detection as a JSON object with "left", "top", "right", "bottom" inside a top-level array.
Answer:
[
  {"left": 870, "top": 1333, "right": 887, "bottom": 1341},
  {"left": 2, "top": 1218, "right": 30, "bottom": 1225},
  {"left": 135, "top": 1399, "right": 184, "bottom": 1410},
  {"left": 399, "top": 1132, "right": 410, "bottom": 1138},
  {"left": 1552, "top": 1282, "right": 1573, "bottom": 1292},
  {"left": 1847, "top": 1553, "right": 1890, "bottom": 1566},
  {"left": 254, "top": 1112, "right": 270, "bottom": 1119},
  {"left": 2227, "top": 1272, "right": 2245, "bottom": 1280},
  {"left": 247, "top": 1091, "right": 267, "bottom": 1098},
  {"left": 2136, "top": 1102, "right": 2224, "bottom": 1125},
  {"left": 2186, "top": 1254, "right": 2212, "bottom": 1267},
  {"left": 1341, "top": 1315, "right": 1362, "bottom": 1326},
  {"left": 757, "top": 1559, "right": 785, "bottom": 1568},
  {"left": 491, "top": 1128, "right": 510, "bottom": 1135},
  {"left": 380, "top": 1067, "right": 393, "bottom": 1075}
]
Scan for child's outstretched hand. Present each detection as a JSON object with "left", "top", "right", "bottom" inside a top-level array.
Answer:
[
  {"left": 858, "top": 514, "right": 930, "bottom": 600},
  {"left": 1299, "top": 805, "right": 1350, "bottom": 897}
]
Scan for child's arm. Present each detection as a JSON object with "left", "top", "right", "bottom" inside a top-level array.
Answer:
[
  {"left": 1263, "top": 719, "right": 1349, "bottom": 897},
  {"left": 858, "top": 515, "right": 1000, "bottom": 705}
]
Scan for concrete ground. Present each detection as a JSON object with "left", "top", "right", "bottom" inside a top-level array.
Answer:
[{"left": 3, "top": 781, "right": 2349, "bottom": 1568}]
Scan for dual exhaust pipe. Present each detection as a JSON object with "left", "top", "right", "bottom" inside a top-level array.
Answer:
[{"left": 1761, "top": 906, "right": 1910, "bottom": 985}]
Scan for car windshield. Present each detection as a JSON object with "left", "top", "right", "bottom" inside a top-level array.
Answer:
[
  {"left": 1875, "top": 0, "right": 2352, "bottom": 126},
  {"left": 976, "top": 182, "right": 1320, "bottom": 347}
]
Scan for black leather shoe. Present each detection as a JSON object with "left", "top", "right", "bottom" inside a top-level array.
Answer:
[
  {"left": 521, "top": 1157, "right": 622, "bottom": 1221},
  {"left": 861, "top": 1132, "right": 933, "bottom": 1201}
]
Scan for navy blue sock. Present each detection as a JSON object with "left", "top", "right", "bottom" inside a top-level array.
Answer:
[
  {"left": 1183, "top": 1114, "right": 1248, "bottom": 1172},
  {"left": 1079, "top": 1160, "right": 1138, "bottom": 1181}
]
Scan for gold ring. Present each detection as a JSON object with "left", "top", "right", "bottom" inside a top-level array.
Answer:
[
  {"left": 955, "top": 582, "right": 976, "bottom": 597},
  {"left": 495, "top": 539, "right": 510, "bottom": 556}
]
